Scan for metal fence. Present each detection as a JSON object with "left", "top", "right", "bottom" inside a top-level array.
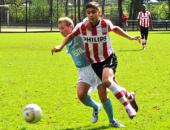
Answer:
[
  {"left": 127, "top": 20, "right": 170, "bottom": 31},
  {"left": 0, "top": 1, "right": 170, "bottom": 32}
]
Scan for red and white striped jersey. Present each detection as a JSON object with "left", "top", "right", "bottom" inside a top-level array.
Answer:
[
  {"left": 137, "top": 11, "right": 151, "bottom": 28},
  {"left": 72, "top": 18, "right": 115, "bottom": 64}
]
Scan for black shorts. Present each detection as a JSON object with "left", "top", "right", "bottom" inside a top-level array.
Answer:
[
  {"left": 140, "top": 26, "right": 149, "bottom": 40},
  {"left": 91, "top": 53, "right": 118, "bottom": 80}
]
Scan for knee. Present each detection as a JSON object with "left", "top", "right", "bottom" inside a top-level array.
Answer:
[
  {"left": 98, "top": 85, "right": 108, "bottom": 103},
  {"left": 102, "top": 80, "right": 111, "bottom": 88},
  {"left": 77, "top": 91, "right": 86, "bottom": 102},
  {"left": 99, "top": 95, "right": 108, "bottom": 103}
]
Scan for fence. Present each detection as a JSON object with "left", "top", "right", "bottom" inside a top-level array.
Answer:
[
  {"left": 127, "top": 20, "right": 170, "bottom": 31},
  {"left": 1, "top": 20, "right": 170, "bottom": 33},
  {"left": 0, "top": 1, "right": 170, "bottom": 32}
]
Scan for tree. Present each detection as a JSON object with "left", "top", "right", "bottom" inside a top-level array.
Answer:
[
  {"left": 101, "top": 0, "right": 105, "bottom": 16},
  {"left": 83, "top": 0, "right": 90, "bottom": 17},
  {"left": 129, "top": 0, "right": 143, "bottom": 20},
  {"left": 47, "top": 0, "right": 53, "bottom": 23},
  {"left": 168, "top": 0, "right": 170, "bottom": 19},
  {"left": 0, "top": 0, "right": 5, "bottom": 4},
  {"left": 118, "top": 0, "right": 123, "bottom": 25},
  {"left": 77, "top": 0, "right": 81, "bottom": 21},
  {"left": 0, "top": 0, "right": 7, "bottom": 23},
  {"left": 64, "top": 0, "right": 68, "bottom": 16}
]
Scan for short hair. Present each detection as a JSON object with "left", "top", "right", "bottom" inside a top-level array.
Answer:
[
  {"left": 86, "top": 2, "right": 100, "bottom": 10},
  {"left": 58, "top": 17, "right": 74, "bottom": 28}
]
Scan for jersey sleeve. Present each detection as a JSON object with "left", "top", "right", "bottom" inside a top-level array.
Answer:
[
  {"left": 137, "top": 12, "right": 140, "bottom": 20},
  {"left": 105, "top": 19, "right": 116, "bottom": 32},
  {"left": 72, "top": 22, "right": 82, "bottom": 36},
  {"left": 148, "top": 11, "right": 151, "bottom": 18}
]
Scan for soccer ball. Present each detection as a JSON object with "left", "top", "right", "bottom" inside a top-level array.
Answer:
[{"left": 23, "top": 104, "right": 42, "bottom": 123}]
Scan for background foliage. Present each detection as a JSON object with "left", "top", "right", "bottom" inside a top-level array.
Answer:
[{"left": 2, "top": 0, "right": 170, "bottom": 26}]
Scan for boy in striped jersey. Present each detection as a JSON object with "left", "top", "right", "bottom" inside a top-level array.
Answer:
[
  {"left": 52, "top": 2, "right": 139, "bottom": 121},
  {"left": 52, "top": 17, "right": 125, "bottom": 127},
  {"left": 137, "top": 4, "right": 152, "bottom": 49}
]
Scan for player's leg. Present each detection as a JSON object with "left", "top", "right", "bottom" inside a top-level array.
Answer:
[
  {"left": 77, "top": 82, "right": 100, "bottom": 122},
  {"left": 102, "top": 68, "right": 136, "bottom": 118},
  {"left": 102, "top": 54, "right": 136, "bottom": 119},
  {"left": 97, "top": 84, "right": 125, "bottom": 128},
  {"left": 145, "top": 27, "right": 149, "bottom": 46},
  {"left": 118, "top": 86, "right": 138, "bottom": 112},
  {"left": 77, "top": 65, "right": 101, "bottom": 123},
  {"left": 113, "top": 77, "right": 138, "bottom": 112},
  {"left": 140, "top": 26, "right": 146, "bottom": 49},
  {"left": 77, "top": 82, "right": 99, "bottom": 110}
]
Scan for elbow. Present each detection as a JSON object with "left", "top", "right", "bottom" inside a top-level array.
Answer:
[
  {"left": 112, "top": 26, "right": 121, "bottom": 33},
  {"left": 112, "top": 26, "right": 119, "bottom": 32}
]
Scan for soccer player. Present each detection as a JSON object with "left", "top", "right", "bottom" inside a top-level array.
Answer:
[
  {"left": 52, "top": 17, "right": 125, "bottom": 127},
  {"left": 52, "top": 2, "right": 139, "bottom": 120},
  {"left": 137, "top": 4, "right": 152, "bottom": 49}
]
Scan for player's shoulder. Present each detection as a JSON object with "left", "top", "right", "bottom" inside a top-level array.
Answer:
[
  {"left": 101, "top": 18, "right": 111, "bottom": 23},
  {"left": 74, "top": 21, "right": 84, "bottom": 28},
  {"left": 100, "top": 18, "right": 113, "bottom": 25},
  {"left": 146, "top": 10, "right": 151, "bottom": 14}
]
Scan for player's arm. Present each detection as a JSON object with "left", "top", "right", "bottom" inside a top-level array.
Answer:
[
  {"left": 137, "top": 12, "right": 140, "bottom": 30},
  {"left": 112, "top": 26, "right": 140, "bottom": 41},
  {"left": 51, "top": 32, "right": 75, "bottom": 55}
]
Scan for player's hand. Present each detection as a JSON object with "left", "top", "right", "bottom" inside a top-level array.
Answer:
[
  {"left": 51, "top": 45, "right": 62, "bottom": 55},
  {"left": 131, "top": 36, "right": 141, "bottom": 43}
]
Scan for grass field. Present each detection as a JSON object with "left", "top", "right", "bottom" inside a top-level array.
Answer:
[{"left": 0, "top": 31, "right": 170, "bottom": 130}]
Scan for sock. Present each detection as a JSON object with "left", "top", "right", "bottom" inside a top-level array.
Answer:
[
  {"left": 120, "top": 87, "right": 132, "bottom": 100},
  {"left": 83, "top": 95, "right": 98, "bottom": 110},
  {"left": 109, "top": 81, "right": 130, "bottom": 110},
  {"left": 113, "top": 78, "right": 132, "bottom": 99},
  {"left": 102, "top": 99, "right": 114, "bottom": 122}
]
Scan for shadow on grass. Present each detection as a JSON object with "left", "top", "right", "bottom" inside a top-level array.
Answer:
[
  {"left": 60, "top": 124, "right": 111, "bottom": 130},
  {"left": 117, "top": 48, "right": 144, "bottom": 52}
]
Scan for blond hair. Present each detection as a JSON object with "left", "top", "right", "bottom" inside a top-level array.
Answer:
[{"left": 58, "top": 17, "right": 74, "bottom": 28}]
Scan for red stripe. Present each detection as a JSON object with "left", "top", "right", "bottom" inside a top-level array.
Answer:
[
  {"left": 116, "top": 92, "right": 128, "bottom": 106},
  {"left": 103, "top": 42, "right": 109, "bottom": 59},
  {"left": 101, "top": 19, "right": 107, "bottom": 34},
  {"left": 93, "top": 44, "right": 101, "bottom": 62},
  {"left": 92, "top": 26, "right": 97, "bottom": 36},
  {"left": 123, "top": 102, "right": 128, "bottom": 106},
  {"left": 74, "top": 28, "right": 80, "bottom": 36},
  {"left": 101, "top": 19, "right": 109, "bottom": 59},
  {"left": 115, "top": 92, "right": 123, "bottom": 99},
  {"left": 144, "top": 12, "right": 146, "bottom": 27},
  {"left": 81, "top": 24, "right": 87, "bottom": 35},
  {"left": 140, "top": 12, "right": 142, "bottom": 26},
  {"left": 85, "top": 43, "right": 94, "bottom": 63},
  {"left": 92, "top": 27, "right": 100, "bottom": 62}
]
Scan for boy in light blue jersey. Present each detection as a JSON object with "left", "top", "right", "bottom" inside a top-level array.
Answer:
[
  {"left": 66, "top": 36, "right": 89, "bottom": 68},
  {"left": 51, "top": 17, "right": 124, "bottom": 128}
]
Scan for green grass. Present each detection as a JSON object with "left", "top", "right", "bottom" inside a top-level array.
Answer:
[{"left": 0, "top": 31, "right": 170, "bottom": 130}]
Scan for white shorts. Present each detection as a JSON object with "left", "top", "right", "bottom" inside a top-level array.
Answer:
[{"left": 78, "top": 65, "right": 101, "bottom": 94}]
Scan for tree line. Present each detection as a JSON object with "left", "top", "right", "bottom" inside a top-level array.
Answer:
[{"left": 0, "top": 0, "right": 170, "bottom": 25}]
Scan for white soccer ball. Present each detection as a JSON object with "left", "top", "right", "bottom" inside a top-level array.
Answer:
[{"left": 23, "top": 104, "right": 42, "bottom": 123}]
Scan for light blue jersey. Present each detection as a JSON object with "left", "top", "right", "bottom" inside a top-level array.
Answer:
[{"left": 66, "top": 36, "right": 90, "bottom": 68}]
